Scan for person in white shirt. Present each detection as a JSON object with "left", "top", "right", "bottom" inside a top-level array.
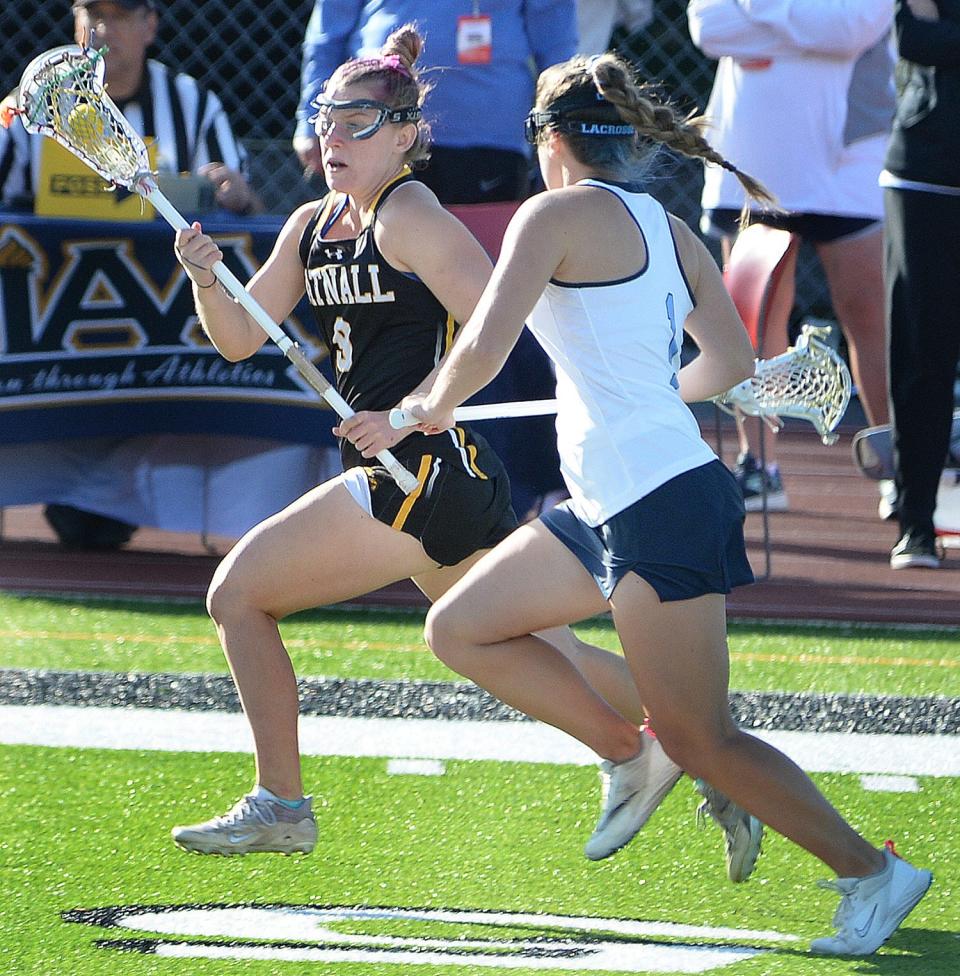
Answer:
[
  {"left": 688, "top": 0, "right": 895, "bottom": 512},
  {"left": 348, "top": 50, "right": 932, "bottom": 956}
]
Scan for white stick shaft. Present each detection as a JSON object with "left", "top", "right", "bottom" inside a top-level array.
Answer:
[
  {"left": 146, "top": 187, "right": 289, "bottom": 348},
  {"left": 145, "top": 186, "right": 419, "bottom": 495},
  {"left": 456, "top": 399, "right": 559, "bottom": 420},
  {"left": 389, "top": 399, "right": 559, "bottom": 429}
]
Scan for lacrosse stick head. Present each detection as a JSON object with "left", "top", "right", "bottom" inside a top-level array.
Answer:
[
  {"left": 751, "top": 324, "right": 851, "bottom": 444},
  {"left": 718, "top": 323, "right": 852, "bottom": 444},
  {"left": 16, "top": 45, "right": 155, "bottom": 194}
]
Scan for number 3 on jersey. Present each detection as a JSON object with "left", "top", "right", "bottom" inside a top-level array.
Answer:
[{"left": 332, "top": 315, "right": 354, "bottom": 373}]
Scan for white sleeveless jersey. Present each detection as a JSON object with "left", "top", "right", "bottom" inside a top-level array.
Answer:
[{"left": 526, "top": 180, "right": 716, "bottom": 526}]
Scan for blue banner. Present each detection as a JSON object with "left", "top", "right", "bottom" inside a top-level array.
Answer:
[{"left": 0, "top": 212, "right": 337, "bottom": 447}]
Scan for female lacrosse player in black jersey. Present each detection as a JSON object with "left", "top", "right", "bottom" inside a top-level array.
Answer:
[{"left": 167, "top": 24, "right": 709, "bottom": 863}]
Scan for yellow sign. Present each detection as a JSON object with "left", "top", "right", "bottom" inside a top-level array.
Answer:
[{"left": 35, "top": 137, "right": 158, "bottom": 222}]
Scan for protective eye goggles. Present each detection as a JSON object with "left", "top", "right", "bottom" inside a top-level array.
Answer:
[
  {"left": 524, "top": 109, "right": 635, "bottom": 145},
  {"left": 309, "top": 96, "right": 421, "bottom": 141}
]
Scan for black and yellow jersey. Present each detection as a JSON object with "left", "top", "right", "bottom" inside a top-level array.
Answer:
[
  {"left": 299, "top": 169, "right": 460, "bottom": 469},
  {"left": 297, "top": 170, "right": 516, "bottom": 564}
]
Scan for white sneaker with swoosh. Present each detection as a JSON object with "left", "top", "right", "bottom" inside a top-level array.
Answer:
[
  {"left": 172, "top": 793, "right": 316, "bottom": 856},
  {"left": 810, "top": 844, "right": 932, "bottom": 955},
  {"left": 583, "top": 736, "right": 682, "bottom": 860}
]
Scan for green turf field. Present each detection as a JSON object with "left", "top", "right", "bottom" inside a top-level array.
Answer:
[
  {"left": 1, "top": 592, "right": 957, "bottom": 975},
  {"left": 1, "top": 592, "right": 959, "bottom": 696}
]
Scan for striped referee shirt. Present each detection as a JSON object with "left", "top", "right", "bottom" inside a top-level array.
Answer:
[{"left": 0, "top": 58, "right": 247, "bottom": 208}]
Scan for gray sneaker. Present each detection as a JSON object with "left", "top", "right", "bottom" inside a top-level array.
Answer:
[
  {"left": 695, "top": 780, "right": 763, "bottom": 883},
  {"left": 172, "top": 793, "right": 316, "bottom": 856},
  {"left": 584, "top": 736, "right": 683, "bottom": 861}
]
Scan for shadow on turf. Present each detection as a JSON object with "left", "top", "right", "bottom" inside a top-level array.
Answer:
[
  {"left": 844, "top": 927, "right": 960, "bottom": 971},
  {"left": 753, "top": 926, "right": 959, "bottom": 970}
]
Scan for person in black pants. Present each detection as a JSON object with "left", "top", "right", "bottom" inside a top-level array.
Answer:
[{"left": 884, "top": 0, "right": 960, "bottom": 568}]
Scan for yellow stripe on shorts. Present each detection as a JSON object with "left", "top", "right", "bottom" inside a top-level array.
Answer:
[
  {"left": 443, "top": 312, "right": 456, "bottom": 356},
  {"left": 392, "top": 454, "right": 432, "bottom": 531}
]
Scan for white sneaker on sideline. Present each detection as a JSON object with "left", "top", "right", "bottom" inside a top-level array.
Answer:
[
  {"left": 878, "top": 479, "right": 898, "bottom": 521},
  {"left": 583, "top": 736, "right": 682, "bottom": 861},
  {"left": 810, "top": 845, "right": 932, "bottom": 956},
  {"left": 694, "top": 780, "right": 763, "bottom": 883}
]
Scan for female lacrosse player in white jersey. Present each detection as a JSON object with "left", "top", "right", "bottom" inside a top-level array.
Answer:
[{"left": 378, "top": 53, "right": 932, "bottom": 956}]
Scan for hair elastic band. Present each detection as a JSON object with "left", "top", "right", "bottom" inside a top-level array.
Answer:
[
  {"left": 344, "top": 55, "right": 412, "bottom": 79},
  {"left": 379, "top": 54, "right": 411, "bottom": 75}
]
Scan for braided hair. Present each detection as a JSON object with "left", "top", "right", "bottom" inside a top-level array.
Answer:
[{"left": 534, "top": 54, "right": 776, "bottom": 217}]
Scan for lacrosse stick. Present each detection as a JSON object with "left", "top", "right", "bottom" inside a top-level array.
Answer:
[
  {"left": 716, "top": 324, "right": 851, "bottom": 445},
  {"left": 390, "top": 324, "right": 851, "bottom": 444},
  {"left": 10, "top": 45, "right": 418, "bottom": 494}
]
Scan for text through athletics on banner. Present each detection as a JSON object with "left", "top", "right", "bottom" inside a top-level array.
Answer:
[{"left": 0, "top": 213, "right": 336, "bottom": 447}]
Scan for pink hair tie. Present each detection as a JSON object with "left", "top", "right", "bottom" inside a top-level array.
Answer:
[
  {"left": 379, "top": 54, "right": 411, "bottom": 76},
  {"left": 341, "top": 54, "right": 413, "bottom": 81}
]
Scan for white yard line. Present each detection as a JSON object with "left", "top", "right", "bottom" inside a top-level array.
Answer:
[
  {"left": 860, "top": 774, "right": 920, "bottom": 792},
  {"left": 1, "top": 704, "right": 959, "bottom": 776}
]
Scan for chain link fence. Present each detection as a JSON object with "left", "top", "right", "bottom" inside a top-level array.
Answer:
[{"left": 3, "top": 0, "right": 834, "bottom": 324}]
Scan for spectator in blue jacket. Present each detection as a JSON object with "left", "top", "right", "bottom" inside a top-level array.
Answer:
[{"left": 293, "top": 0, "right": 577, "bottom": 205}]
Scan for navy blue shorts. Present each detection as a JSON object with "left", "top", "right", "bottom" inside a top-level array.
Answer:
[{"left": 540, "top": 460, "right": 755, "bottom": 602}]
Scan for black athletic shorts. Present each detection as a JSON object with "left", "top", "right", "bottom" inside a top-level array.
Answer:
[
  {"left": 353, "top": 427, "right": 518, "bottom": 567},
  {"left": 415, "top": 147, "right": 530, "bottom": 205},
  {"left": 702, "top": 207, "right": 880, "bottom": 244}
]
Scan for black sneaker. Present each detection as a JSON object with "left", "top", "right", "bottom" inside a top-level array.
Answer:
[
  {"left": 890, "top": 528, "right": 941, "bottom": 569},
  {"left": 734, "top": 452, "right": 788, "bottom": 512}
]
